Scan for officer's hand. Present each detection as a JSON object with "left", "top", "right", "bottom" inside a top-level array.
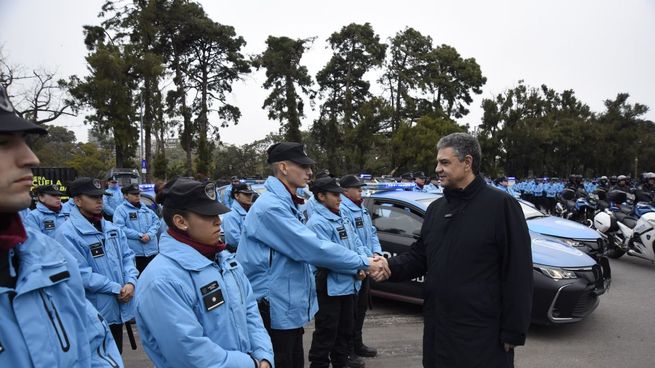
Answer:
[
  {"left": 357, "top": 270, "right": 367, "bottom": 280},
  {"left": 141, "top": 234, "right": 151, "bottom": 242},
  {"left": 259, "top": 360, "right": 271, "bottom": 368},
  {"left": 118, "top": 283, "right": 135, "bottom": 303},
  {"left": 368, "top": 255, "right": 391, "bottom": 282}
]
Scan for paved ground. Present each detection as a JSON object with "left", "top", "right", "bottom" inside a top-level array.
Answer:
[{"left": 123, "top": 255, "right": 655, "bottom": 367}]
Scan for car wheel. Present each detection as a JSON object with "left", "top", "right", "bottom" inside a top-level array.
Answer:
[{"left": 606, "top": 245, "right": 625, "bottom": 259}]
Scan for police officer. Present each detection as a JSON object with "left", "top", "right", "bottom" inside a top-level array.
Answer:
[
  {"left": 305, "top": 169, "right": 333, "bottom": 220},
  {"left": 307, "top": 177, "right": 368, "bottom": 368},
  {"left": 400, "top": 172, "right": 413, "bottom": 183},
  {"left": 0, "top": 85, "right": 123, "bottom": 366},
  {"left": 222, "top": 182, "right": 255, "bottom": 252},
  {"left": 412, "top": 172, "right": 428, "bottom": 192},
  {"left": 103, "top": 175, "right": 123, "bottom": 220},
  {"left": 113, "top": 184, "right": 161, "bottom": 273},
  {"left": 425, "top": 176, "right": 442, "bottom": 193},
  {"left": 24, "top": 184, "right": 69, "bottom": 236},
  {"left": 54, "top": 177, "right": 139, "bottom": 354},
  {"left": 339, "top": 175, "right": 381, "bottom": 361},
  {"left": 135, "top": 178, "right": 273, "bottom": 368},
  {"left": 237, "top": 142, "right": 385, "bottom": 368},
  {"left": 222, "top": 175, "right": 241, "bottom": 207}
]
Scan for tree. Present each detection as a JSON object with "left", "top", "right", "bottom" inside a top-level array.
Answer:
[
  {"left": 313, "top": 23, "right": 387, "bottom": 173},
  {"left": 30, "top": 126, "right": 78, "bottom": 167},
  {"left": 67, "top": 143, "right": 114, "bottom": 178},
  {"left": 254, "top": 36, "right": 315, "bottom": 142}
]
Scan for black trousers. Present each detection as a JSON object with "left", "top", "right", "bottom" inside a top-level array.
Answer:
[
  {"left": 259, "top": 300, "right": 305, "bottom": 368},
  {"left": 308, "top": 280, "right": 355, "bottom": 368},
  {"left": 109, "top": 323, "right": 123, "bottom": 354},
  {"left": 135, "top": 255, "right": 156, "bottom": 275},
  {"left": 353, "top": 277, "right": 370, "bottom": 346}
]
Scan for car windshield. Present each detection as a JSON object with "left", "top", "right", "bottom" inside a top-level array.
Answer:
[{"left": 520, "top": 202, "right": 547, "bottom": 219}]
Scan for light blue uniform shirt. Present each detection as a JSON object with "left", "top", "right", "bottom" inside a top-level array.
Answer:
[
  {"left": 102, "top": 187, "right": 123, "bottom": 217},
  {"left": 113, "top": 201, "right": 160, "bottom": 257},
  {"left": 236, "top": 176, "right": 369, "bottom": 330},
  {"left": 24, "top": 202, "right": 69, "bottom": 237},
  {"left": 223, "top": 201, "right": 248, "bottom": 248},
  {"left": 135, "top": 233, "right": 273, "bottom": 368},
  {"left": 340, "top": 195, "right": 382, "bottom": 256},
  {"left": 1, "top": 224, "right": 123, "bottom": 367}
]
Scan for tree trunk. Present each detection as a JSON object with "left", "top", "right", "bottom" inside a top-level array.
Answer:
[{"left": 284, "top": 76, "right": 302, "bottom": 143}]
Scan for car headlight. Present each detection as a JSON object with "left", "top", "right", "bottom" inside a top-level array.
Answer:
[
  {"left": 561, "top": 239, "right": 584, "bottom": 248},
  {"left": 534, "top": 265, "right": 578, "bottom": 280}
]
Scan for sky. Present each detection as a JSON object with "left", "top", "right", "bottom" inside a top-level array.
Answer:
[{"left": 1, "top": 0, "right": 654, "bottom": 146}]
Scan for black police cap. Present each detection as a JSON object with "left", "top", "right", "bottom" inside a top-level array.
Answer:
[
  {"left": 121, "top": 184, "right": 141, "bottom": 195},
  {"left": 231, "top": 183, "right": 255, "bottom": 196},
  {"left": 400, "top": 172, "right": 414, "bottom": 180},
  {"left": 0, "top": 85, "right": 47, "bottom": 134},
  {"left": 311, "top": 177, "right": 345, "bottom": 195},
  {"left": 414, "top": 171, "right": 427, "bottom": 179},
  {"left": 36, "top": 184, "right": 65, "bottom": 196},
  {"left": 161, "top": 178, "right": 230, "bottom": 216},
  {"left": 340, "top": 175, "right": 366, "bottom": 188},
  {"left": 69, "top": 177, "right": 110, "bottom": 197},
  {"left": 267, "top": 142, "right": 316, "bottom": 165}
]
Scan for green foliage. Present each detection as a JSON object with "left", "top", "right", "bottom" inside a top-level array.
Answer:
[
  {"left": 255, "top": 36, "right": 315, "bottom": 142},
  {"left": 391, "top": 116, "right": 466, "bottom": 175},
  {"left": 30, "top": 126, "right": 79, "bottom": 167},
  {"left": 67, "top": 143, "right": 114, "bottom": 178}
]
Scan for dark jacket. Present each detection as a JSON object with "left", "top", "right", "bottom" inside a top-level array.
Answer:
[{"left": 388, "top": 175, "right": 533, "bottom": 368}]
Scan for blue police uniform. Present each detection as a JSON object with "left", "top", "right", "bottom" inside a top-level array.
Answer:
[
  {"left": 412, "top": 183, "right": 428, "bottom": 193},
  {"left": 236, "top": 176, "right": 370, "bottom": 330},
  {"left": 135, "top": 233, "right": 273, "bottom": 368},
  {"left": 306, "top": 204, "right": 367, "bottom": 296},
  {"left": 222, "top": 200, "right": 247, "bottom": 249},
  {"left": 222, "top": 184, "right": 234, "bottom": 208},
  {"left": 62, "top": 200, "right": 76, "bottom": 215},
  {"left": 424, "top": 183, "right": 442, "bottom": 193},
  {"left": 340, "top": 195, "right": 381, "bottom": 257},
  {"left": 17, "top": 208, "right": 30, "bottom": 222},
  {"left": 1, "top": 225, "right": 123, "bottom": 367},
  {"left": 102, "top": 187, "right": 123, "bottom": 217},
  {"left": 53, "top": 207, "right": 138, "bottom": 325},
  {"left": 24, "top": 202, "right": 69, "bottom": 237},
  {"left": 113, "top": 201, "right": 160, "bottom": 257},
  {"left": 304, "top": 195, "right": 319, "bottom": 219}
]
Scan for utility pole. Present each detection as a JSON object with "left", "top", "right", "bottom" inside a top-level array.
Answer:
[{"left": 140, "top": 93, "right": 146, "bottom": 183}]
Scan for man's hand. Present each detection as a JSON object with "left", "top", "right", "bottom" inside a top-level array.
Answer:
[
  {"left": 140, "top": 234, "right": 151, "bottom": 243},
  {"left": 259, "top": 360, "right": 271, "bottom": 368},
  {"left": 118, "top": 283, "right": 135, "bottom": 303},
  {"left": 367, "top": 255, "right": 391, "bottom": 282},
  {"left": 504, "top": 343, "right": 515, "bottom": 352},
  {"left": 357, "top": 270, "right": 367, "bottom": 280}
]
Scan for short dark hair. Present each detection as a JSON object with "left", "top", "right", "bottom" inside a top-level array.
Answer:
[
  {"left": 162, "top": 206, "right": 190, "bottom": 230},
  {"left": 436, "top": 133, "right": 482, "bottom": 174}
]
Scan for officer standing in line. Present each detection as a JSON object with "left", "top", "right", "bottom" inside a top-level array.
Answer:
[
  {"left": 307, "top": 177, "right": 368, "bottom": 368},
  {"left": 135, "top": 178, "right": 273, "bottom": 368},
  {"left": 0, "top": 85, "right": 123, "bottom": 367},
  {"left": 339, "top": 175, "right": 381, "bottom": 361},
  {"left": 237, "top": 142, "right": 385, "bottom": 368},
  {"left": 24, "top": 184, "right": 69, "bottom": 236},
  {"left": 305, "top": 170, "right": 333, "bottom": 220},
  {"left": 103, "top": 175, "right": 123, "bottom": 220},
  {"left": 412, "top": 172, "right": 428, "bottom": 192},
  {"left": 545, "top": 178, "right": 559, "bottom": 214},
  {"left": 222, "top": 182, "right": 255, "bottom": 252},
  {"left": 222, "top": 175, "right": 241, "bottom": 207},
  {"left": 424, "top": 176, "right": 442, "bottom": 193},
  {"left": 113, "top": 184, "right": 161, "bottom": 273},
  {"left": 54, "top": 177, "right": 139, "bottom": 354}
]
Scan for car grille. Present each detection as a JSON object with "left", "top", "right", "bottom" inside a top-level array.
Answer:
[{"left": 571, "top": 291, "right": 599, "bottom": 318}]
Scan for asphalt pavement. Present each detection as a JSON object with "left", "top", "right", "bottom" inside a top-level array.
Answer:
[{"left": 123, "top": 255, "right": 655, "bottom": 367}]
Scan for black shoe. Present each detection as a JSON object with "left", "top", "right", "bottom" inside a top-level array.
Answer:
[
  {"left": 355, "top": 343, "right": 378, "bottom": 358},
  {"left": 346, "top": 355, "right": 366, "bottom": 368}
]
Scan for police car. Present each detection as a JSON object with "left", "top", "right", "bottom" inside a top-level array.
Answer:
[{"left": 364, "top": 188, "right": 611, "bottom": 325}]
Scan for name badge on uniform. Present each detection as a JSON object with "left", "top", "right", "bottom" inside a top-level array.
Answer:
[
  {"left": 200, "top": 281, "right": 224, "bottom": 312},
  {"left": 129, "top": 212, "right": 138, "bottom": 220},
  {"left": 44, "top": 220, "right": 56, "bottom": 230},
  {"left": 337, "top": 226, "right": 348, "bottom": 240},
  {"left": 89, "top": 242, "right": 105, "bottom": 258},
  {"left": 107, "top": 231, "right": 118, "bottom": 239},
  {"left": 355, "top": 217, "right": 364, "bottom": 228}
]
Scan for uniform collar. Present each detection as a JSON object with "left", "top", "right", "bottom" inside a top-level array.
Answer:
[
  {"left": 36, "top": 201, "right": 56, "bottom": 214},
  {"left": 69, "top": 208, "right": 105, "bottom": 235},
  {"left": 264, "top": 176, "right": 298, "bottom": 209},
  {"left": 313, "top": 202, "right": 342, "bottom": 222},
  {"left": 340, "top": 195, "right": 364, "bottom": 211},
  {"left": 158, "top": 232, "right": 214, "bottom": 271},
  {"left": 124, "top": 201, "right": 142, "bottom": 210},
  {"left": 231, "top": 200, "right": 248, "bottom": 216}
]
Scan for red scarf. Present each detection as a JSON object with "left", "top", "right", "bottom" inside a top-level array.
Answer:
[
  {"left": 0, "top": 213, "right": 27, "bottom": 252},
  {"left": 344, "top": 194, "right": 363, "bottom": 208},
  {"left": 281, "top": 181, "right": 305, "bottom": 205},
  {"left": 45, "top": 203, "right": 62, "bottom": 213},
  {"left": 329, "top": 207, "right": 340, "bottom": 216},
  {"left": 168, "top": 228, "right": 226, "bottom": 260}
]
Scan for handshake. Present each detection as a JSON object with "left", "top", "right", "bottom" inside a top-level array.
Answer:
[{"left": 366, "top": 255, "right": 391, "bottom": 282}]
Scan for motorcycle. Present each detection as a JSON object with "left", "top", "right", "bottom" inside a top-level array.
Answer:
[
  {"left": 593, "top": 190, "right": 655, "bottom": 262},
  {"left": 555, "top": 188, "right": 597, "bottom": 227}
]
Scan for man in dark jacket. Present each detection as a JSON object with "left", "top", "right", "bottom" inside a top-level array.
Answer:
[{"left": 372, "top": 133, "right": 533, "bottom": 368}]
